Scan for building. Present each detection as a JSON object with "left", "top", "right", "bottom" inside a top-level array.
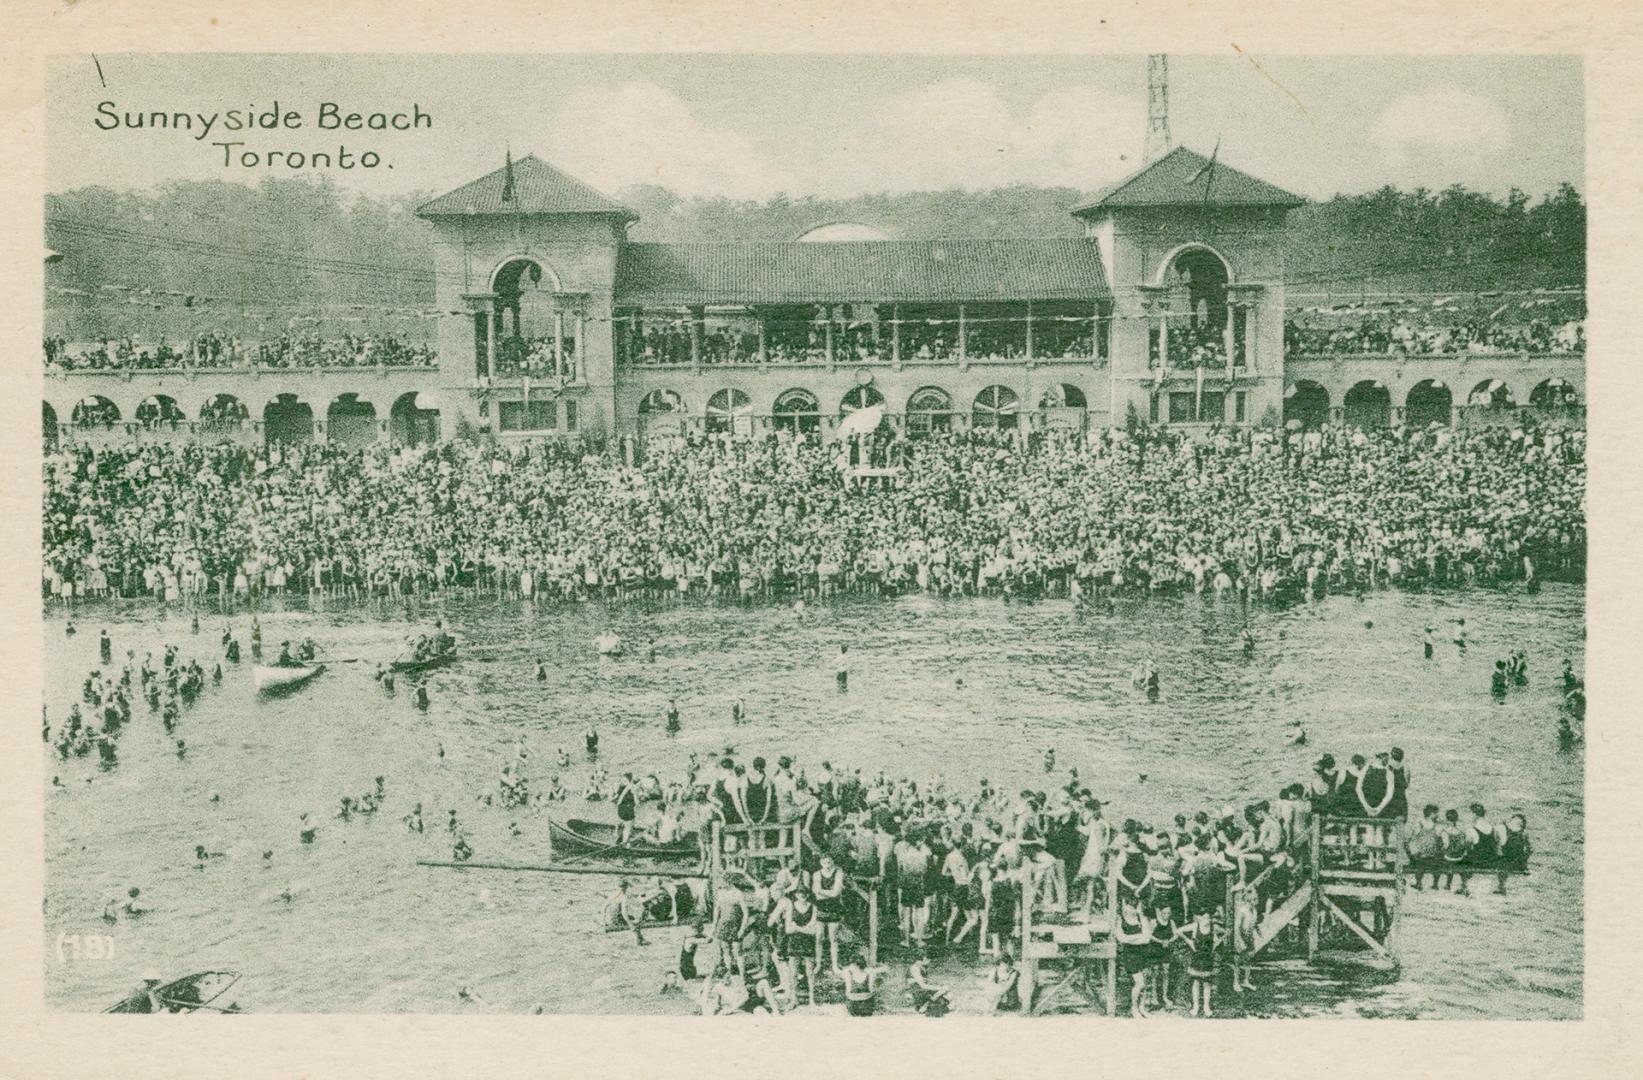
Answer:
[{"left": 44, "top": 148, "right": 1585, "bottom": 447}]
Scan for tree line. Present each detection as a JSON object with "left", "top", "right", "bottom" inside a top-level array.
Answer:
[{"left": 45, "top": 176, "right": 1584, "bottom": 341}]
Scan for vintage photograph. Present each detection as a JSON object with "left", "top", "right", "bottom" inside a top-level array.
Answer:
[{"left": 39, "top": 53, "right": 1584, "bottom": 1018}]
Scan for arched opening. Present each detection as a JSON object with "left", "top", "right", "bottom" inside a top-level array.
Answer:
[
  {"left": 638, "top": 389, "right": 685, "bottom": 415},
  {"left": 326, "top": 393, "right": 379, "bottom": 449},
  {"left": 839, "top": 384, "right": 885, "bottom": 416},
  {"left": 263, "top": 394, "right": 314, "bottom": 445},
  {"left": 43, "top": 402, "right": 58, "bottom": 446},
  {"left": 486, "top": 257, "right": 576, "bottom": 380},
  {"left": 1163, "top": 247, "right": 1232, "bottom": 322},
  {"left": 973, "top": 385, "right": 1020, "bottom": 430},
  {"left": 71, "top": 395, "right": 120, "bottom": 428},
  {"left": 1467, "top": 378, "right": 1516, "bottom": 410},
  {"left": 772, "top": 388, "right": 821, "bottom": 433},
  {"left": 199, "top": 393, "right": 249, "bottom": 431},
  {"left": 1405, "top": 380, "right": 1453, "bottom": 428},
  {"left": 1283, "top": 380, "right": 1329, "bottom": 430},
  {"left": 1159, "top": 245, "right": 1233, "bottom": 368},
  {"left": 1342, "top": 380, "right": 1391, "bottom": 429},
  {"left": 135, "top": 394, "right": 185, "bottom": 428},
  {"left": 1038, "top": 383, "right": 1088, "bottom": 409},
  {"left": 1531, "top": 378, "right": 1580, "bottom": 409},
  {"left": 705, "top": 388, "right": 753, "bottom": 434},
  {"left": 390, "top": 391, "right": 440, "bottom": 447},
  {"left": 905, "top": 386, "right": 953, "bottom": 438}
]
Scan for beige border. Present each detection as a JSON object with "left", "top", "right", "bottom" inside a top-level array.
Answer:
[{"left": 2, "top": 3, "right": 1638, "bottom": 1077}]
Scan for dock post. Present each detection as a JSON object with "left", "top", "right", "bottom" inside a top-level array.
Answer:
[
  {"left": 866, "top": 887, "right": 879, "bottom": 968},
  {"left": 1019, "top": 886, "right": 1036, "bottom": 1010},
  {"left": 1307, "top": 815, "right": 1321, "bottom": 958}
]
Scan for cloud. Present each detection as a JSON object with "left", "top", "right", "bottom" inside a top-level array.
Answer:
[
  {"left": 538, "top": 80, "right": 795, "bottom": 200},
  {"left": 533, "top": 78, "right": 1144, "bottom": 201},
  {"left": 843, "top": 80, "right": 1145, "bottom": 194},
  {"left": 1370, "top": 87, "right": 1511, "bottom": 155}
]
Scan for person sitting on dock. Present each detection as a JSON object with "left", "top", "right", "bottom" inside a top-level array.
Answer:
[
  {"left": 841, "top": 951, "right": 888, "bottom": 1016},
  {"left": 274, "top": 640, "right": 299, "bottom": 668}
]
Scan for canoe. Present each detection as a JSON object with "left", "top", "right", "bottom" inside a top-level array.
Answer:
[
  {"left": 253, "top": 663, "right": 325, "bottom": 693},
  {"left": 104, "top": 971, "right": 241, "bottom": 1013},
  {"left": 389, "top": 652, "right": 456, "bottom": 674},
  {"left": 548, "top": 817, "right": 700, "bottom": 863}
]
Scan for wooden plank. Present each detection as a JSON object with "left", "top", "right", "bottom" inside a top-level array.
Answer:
[
  {"left": 1324, "top": 882, "right": 1398, "bottom": 900},
  {"left": 1249, "top": 882, "right": 1312, "bottom": 956},
  {"left": 416, "top": 860, "right": 707, "bottom": 879},
  {"left": 1319, "top": 893, "right": 1391, "bottom": 958}
]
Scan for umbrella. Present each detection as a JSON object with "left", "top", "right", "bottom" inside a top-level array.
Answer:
[{"left": 836, "top": 404, "right": 884, "bottom": 437}]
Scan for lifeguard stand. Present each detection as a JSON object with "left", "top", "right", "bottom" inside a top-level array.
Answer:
[
  {"left": 1018, "top": 866, "right": 1120, "bottom": 1015},
  {"left": 1241, "top": 816, "right": 1407, "bottom": 968}
]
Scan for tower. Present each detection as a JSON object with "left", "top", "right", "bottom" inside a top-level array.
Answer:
[{"left": 1144, "top": 54, "right": 1172, "bottom": 164}]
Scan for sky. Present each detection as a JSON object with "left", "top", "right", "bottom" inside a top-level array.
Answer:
[{"left": 47, "top": 54, "right": 1583, "bottom": 203}]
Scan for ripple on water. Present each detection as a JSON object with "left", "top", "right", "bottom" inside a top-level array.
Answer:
[{"left": 44, "top": 586, "right": 1582, "bottom": 1016}]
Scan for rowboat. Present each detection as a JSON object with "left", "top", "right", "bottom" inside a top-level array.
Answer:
[
  {"left": 547, "top": 817, "right": 700, "bottom": 863},
  {"left": 104, "top": 971, "right": 241, "bottom": 1013},
  {"left": 389, "top": 651, "right": 456, "bottom": 674},
  {"left": 252, "top": 663, "right": 326, "bottom": 693}
]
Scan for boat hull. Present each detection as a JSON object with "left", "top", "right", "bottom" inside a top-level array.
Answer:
[
  {"left": 253, "top": 664, "right": 325, "bottom": 693},
  {"left": 548, "top": 817, "right": 699, "bottom": 863},
  {"left": 105, "top": 971, "right": 241, "bottom": 1013}
]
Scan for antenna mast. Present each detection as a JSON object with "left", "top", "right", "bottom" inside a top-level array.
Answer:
[{"left": 1145, "top": 54, "right": 1172, "bottom": 163}]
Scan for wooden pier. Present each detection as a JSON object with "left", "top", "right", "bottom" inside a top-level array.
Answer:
[
  {"left": 1015, "top": 815, "right": 1407, "bottom": 1015},
  {"left": 1246, "top": 816, "right": 1407, "bottom": 968}
]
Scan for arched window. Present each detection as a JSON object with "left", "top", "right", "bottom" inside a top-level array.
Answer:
[
  {"left": 135, "top": 394, "right": 185, "bottom": 428},
  {"left": 1038, "top": 383, "right": 1088, "bottom": 410},
  {"left": 1467, "top": 379, "right": 1515, "bottom": 410},
  {"left": 705, "top": 388, "right": 753, "bottom": 434},
  {"left": 390, "top": 391, "right": 440, "bottom": 447},
  {"left": 71, "top": 396, "right": 120, "bottom": 427},
  {"left": 264, "top": 394, "right": 315, "bottom": 446},
  {"left": 772, "top": 388, "right": 821, "bottom": 433},
  {"left": 199, "top": 394, "right": 249, "bottom": 427},
  {"left": 638, "top": 389, "right": 685, "bottom": 414},
  {"left": 1342, "top": 380, "right": 1390, "bottom": 429},
  {"left": 1531, "top": 378, "right": 1579, "bottom": 409},
  {"left": 327, "top": 393, "right": 379, "bottom": 449},
  {"left": 1283, "top": 381, "right": 1329, "bottom": 430},
  {"left": 972, "top": 385, "right": 1019, "bottom": 430},
  {"left": 905, "top": 386, "right": 953, "bottom": 438},
  {"left": 1405, "top": 380, "right": 1452, "bottom": 428}
]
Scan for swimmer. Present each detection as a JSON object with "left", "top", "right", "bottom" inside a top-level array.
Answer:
[
  {"left": 556, "top": 747, "right": 571, "bottom": 768},
  {"left": 1491, "top": 661, "right": 1509, "bottom": 697},
  {"left": 665, "top": 699, "right": 681, "bottom": 734},
  {"left": 413, "top": 684, "right": 430, "bottom": 710},
  {"left": 122, "top": 887, "right": 149, "bottom": 917},
  {"left": 1287, "top": 728, "right": 1307, "bottom": 747},
  {"left": 584, "top": 726, "right": 599, "bottom": 757},
  {"left": 194, "top": 844, "right": 224, "bottom": 861},
  {"left": 647, "top": 637, "right": 658, "bottom": 663},
  {"left": 211, "top": 664, "right": 222, "bottom": 683},
  {"left": 382, "top": 671, "right": 395, "bottom": 692},
  {"left": 534, "top": 660, "right": 547, "bottom": 681},
  {"left": 436, "top": 741, "right": 445, "bottom": 760},
  {"left": 1043, "top": 748, "right": 1056, "bottom": 773},
  {"left": 174, "top": 739, "right": 187, "bottom": 758},
  {"left": 1242, "top": 629, "right": 1255, "bottom": 657},
  {"left": 731, "top": 698, "right": 745, "bottom": 726}
]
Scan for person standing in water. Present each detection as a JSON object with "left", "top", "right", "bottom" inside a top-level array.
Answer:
[{"left": 834, "top": 644, "right": 850, "bottom": 692}]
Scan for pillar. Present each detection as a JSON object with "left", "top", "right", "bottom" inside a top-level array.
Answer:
[
  {"left": 485, "top": 310, "right": 497, "bottom": 380},
  {"left": 1025, "top": 300, "right": 1035, "bottom": 362},
  {"left": 891, "top": 305, "right": 901, "bottom": 366},
  {"left": 554, "top": 312, "right": 565, "bottom": 376}
]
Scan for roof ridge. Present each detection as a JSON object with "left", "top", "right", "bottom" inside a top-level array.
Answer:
[{"left": 625, "top": 236, "right": 1094, "bottom": 247}]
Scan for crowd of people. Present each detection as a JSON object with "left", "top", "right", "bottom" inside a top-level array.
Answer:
[
  {"left": 558, "top": 731, "right": 1535, "bottom": 1017},
  {"left": 615, "top": 314, "right": 1100, "bottom": 367},
  {"left": 42, "top": 421, "right": 1585, "bottom": 608},
  {"left": 1284, "top": 312, "right": 1585, "bottom": 357},
  {"left": 44, "top": 332, "right": 436, "bottom": 372}
]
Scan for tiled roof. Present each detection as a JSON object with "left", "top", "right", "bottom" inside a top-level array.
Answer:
[
  {"left": 1072, "top": 146, "right": 1306, "bottom": 215},
  {"left": 613, "top": 238, "right": 1109, "bottom": 305},
  {"left": 417, "top": 154, "right": 636, "bottom": 219}
]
